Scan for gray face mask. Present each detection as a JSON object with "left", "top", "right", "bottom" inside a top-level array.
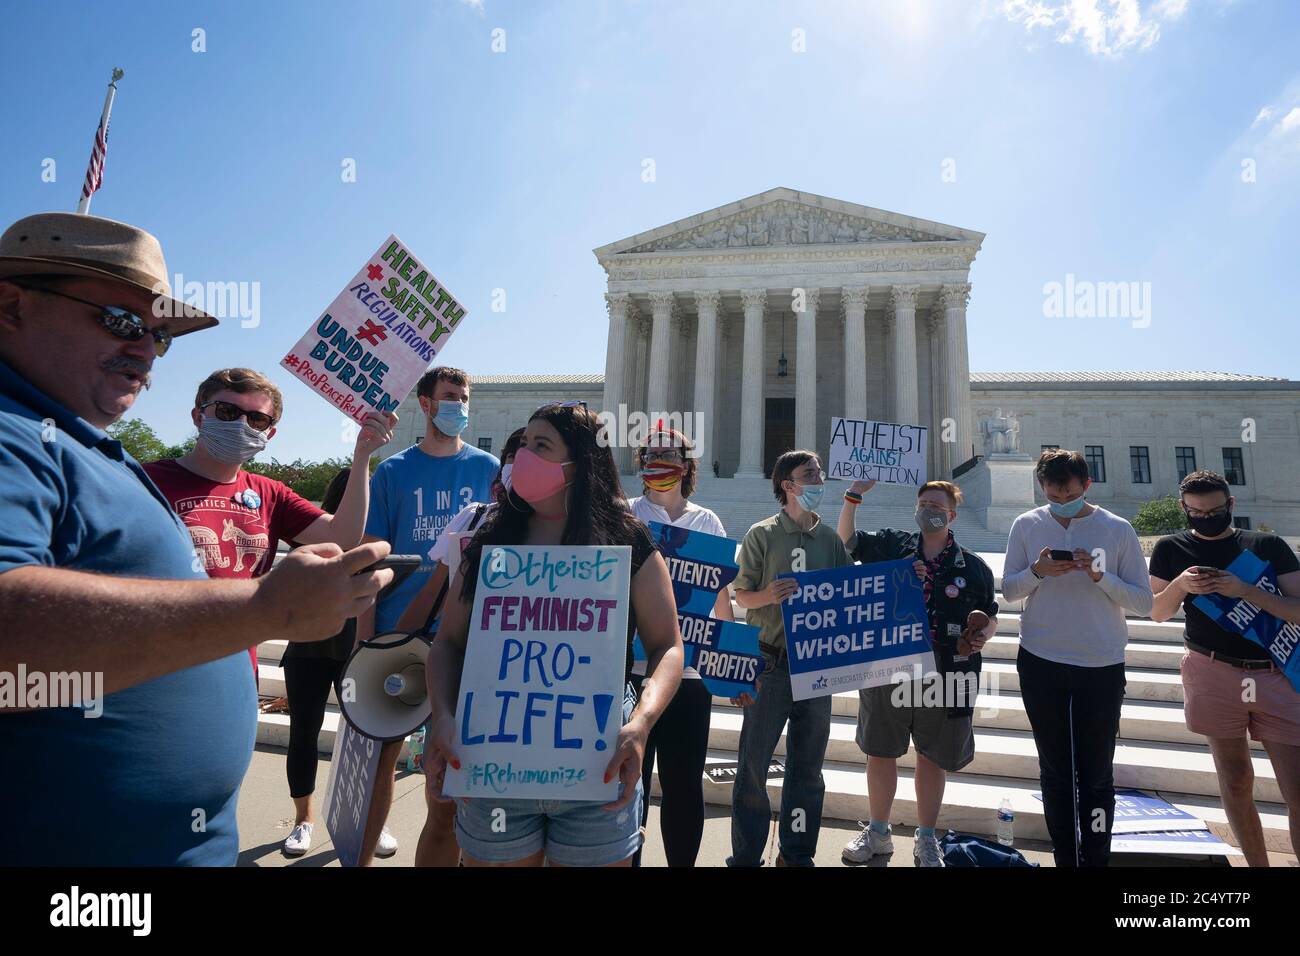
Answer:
[
  {"left": 916, "top": 507, "right": 950, "bottom": 533},
  {"left": 198, "top": 416, "right": 269, "bottom": 465}
]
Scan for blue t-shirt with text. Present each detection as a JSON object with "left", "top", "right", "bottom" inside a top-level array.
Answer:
[{"left": 365, "top": 442, "right": 499, "bottom": 631}]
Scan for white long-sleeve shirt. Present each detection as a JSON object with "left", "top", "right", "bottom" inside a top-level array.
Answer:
[{"left": 1002, "top": 505, "right": 1153, "bottom": 667}]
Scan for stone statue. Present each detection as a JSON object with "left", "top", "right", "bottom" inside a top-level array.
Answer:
[
  {"left": 790, "top": 210, "right": 810, "bottom": 244},
  {"left": 749, "top": 216, "right": 769, "bottom": 245},
  {"left": 728, "top": 221, "right": 748, "bottom": 246},
  {"left": 980, "top": 407, "right": 1022, "bottom": 456}
]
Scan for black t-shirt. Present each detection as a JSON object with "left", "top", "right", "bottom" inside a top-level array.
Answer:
[{"left": 1149, "top": 529, "right": 1300, "bottom": 660}]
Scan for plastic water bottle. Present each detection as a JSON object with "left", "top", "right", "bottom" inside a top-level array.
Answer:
[
  {"left": 407, "top": 728, "right": 426, "bottom": 772},
  {"left": 997, "top": 797, "right": 1015, "bottom": 846}
]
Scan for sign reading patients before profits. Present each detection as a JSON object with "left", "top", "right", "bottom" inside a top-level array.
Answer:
[
  {"left": 281, "top": 234, "right": 470, "bottom": 424},
  {"left": 443, "top": 545, "right": 631, "bottom": 802},
  {"left": 828, "top": 417, "right": 928, "bottom": 486}
]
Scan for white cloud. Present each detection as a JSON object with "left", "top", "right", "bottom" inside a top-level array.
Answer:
[
  {"left": 1278, "top": 107, "right": 1300, "bottom": 135},
  {"left": 1252, "top": 106, "right": 1275, "bottom": 128},
  {"left": 998, "top": 0, "right": 1189, "bottom": 56}
]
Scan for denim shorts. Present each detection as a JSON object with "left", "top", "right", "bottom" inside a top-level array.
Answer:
[{"left": 453, "top": 690, "right": 643, "bottom": 866}]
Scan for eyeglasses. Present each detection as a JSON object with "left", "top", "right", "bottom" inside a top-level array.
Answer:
[
  {"left": 792, "top": 469, "right": 826, "bottom": 484},
  {"left": 199, "top": 400, "right": 276, "bottom": 431},
  {"left": 644, "top": 450, "right": 685, "bottom": 463},
  {"left": 18, "top": 283, "right": 173, "bottom": 357},
  {"left": 1184, "top": 505, "right": 1230, "bottom": 519}
]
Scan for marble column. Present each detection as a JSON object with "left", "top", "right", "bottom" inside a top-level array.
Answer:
[
  {"left": 736, "top": 288, "right": 767, "bottom": 476},
  {"left": 942, "top": 283, "right": 974, "bottom": 469},
  {"left": 890, "top": 285, "right": 919, "bottom": 425},
  {"left": 692, "top": 290, "right": 721, "bottom": 467},
  {"left": 841, "top": 286, "right": 869, "bottom": 423},
  {"left": 619, "top": 306, "right": 645, "bottom": 474},
  {"left": 795, "top": 287, "right": 819, "bottom": 452},
  {"left": 601, "top": 292, "right": 629, "bottom": 419},
  {"left": 927, "top": 305, "right": 950, "bottom": 478},
  {"left": 646, "top": 291, "right": 675, "bottom": 420}
]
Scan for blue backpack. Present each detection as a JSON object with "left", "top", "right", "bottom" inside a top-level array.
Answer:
[{"left": 939, "top": 830, "right": 1039, "bottom": 867}]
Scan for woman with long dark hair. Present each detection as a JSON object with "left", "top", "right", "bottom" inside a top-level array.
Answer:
[{"left": 423, "top": 403, "right": 684, "bottom": 866}]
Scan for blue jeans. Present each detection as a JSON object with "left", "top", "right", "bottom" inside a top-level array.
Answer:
[{"left": 728, "top": 652, "right": 831, "bottom": 867}]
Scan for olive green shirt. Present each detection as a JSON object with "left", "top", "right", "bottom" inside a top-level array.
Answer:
[{"left": 734, "top": 509, "right": 852, "bottom": 652}]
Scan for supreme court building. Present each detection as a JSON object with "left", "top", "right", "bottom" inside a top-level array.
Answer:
[{"left": 380, "top": 188, "right": 1300, "bottom": 540}]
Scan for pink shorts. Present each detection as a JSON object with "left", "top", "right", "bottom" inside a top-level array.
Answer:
[{"left": 1181, "top": 649, "right": 1300, "bottom": 745}]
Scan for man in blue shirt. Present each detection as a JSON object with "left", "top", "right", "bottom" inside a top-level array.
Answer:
[
  {"left": 357, "top": 365, "right": 499, "bottom": 864},
  {"left": 0, "top": 212, "right": 393, "bottom": 866}
]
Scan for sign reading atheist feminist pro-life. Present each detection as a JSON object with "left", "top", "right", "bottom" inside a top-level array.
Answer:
[
  {"left": 443, "top": 545, "right": 631, "bottom": 802},
  {"left": 780, "top": 558, "right": 934, "bottom": 701},
  {"left": 632, "top": 522, "right": 765, "bottom": 699},
  {"left": 828, "top": 416, "right": 928, "bottom": 486},
  {"left": 280, "top": 235, "right": 469, "bottom": 424},
  {"left": 1193, "top": 550, "right": 1300, "bottom": 692},
  {"left": 320, "top": 718, "right": 381, "bottom": 867}
]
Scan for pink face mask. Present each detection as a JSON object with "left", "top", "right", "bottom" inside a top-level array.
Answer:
[{"left": 509, "top": 446, "right": 572, "bottom": 503}]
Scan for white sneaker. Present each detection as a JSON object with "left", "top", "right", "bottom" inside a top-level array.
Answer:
[
  {"left": 843, "top": 823, "right": 894, "bottom": 864},
  {"left": 914, "top": 833, "right": 946, "bottom": 868},
  {"left": 375, "top": 827, "right": 398, "bottom": 858},
  {"left": 283, "top": 822, "right": 313, "bottom": 857}
]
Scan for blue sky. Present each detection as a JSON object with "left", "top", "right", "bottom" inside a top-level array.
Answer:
[{"left": 2, "top": 0, "right": 1297, "bottom": 462}]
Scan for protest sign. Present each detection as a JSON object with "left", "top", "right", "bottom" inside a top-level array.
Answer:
[
  {"left": 443, "top": 545, "right": 630, "bottom": 802},
  {"left": 320, "top": 718, "right": 382, "bottom": 867},
  {"left": 827, "top": 416, "right": 928, "bottom": 486},
  {"left": 704, "top": 759, "right": 785, "bottom": 786},
  {"left": 780, "top": 558, "right": 934, "bottom": 700},
  {"left": 1110, "top": 829, "right": 1241, "bottom": 856},
  {"left": 281, "top": 234, "right": 469, "bottom": 424},
  {"left": 632, "top": 522, "right": 764, "bottom": 699},
  {"left": 1193, "top": 550, "right": 1300, "bottom": 692},
  {"left": 1111, "top": 789, "right": 1207, "bottom": 835}
]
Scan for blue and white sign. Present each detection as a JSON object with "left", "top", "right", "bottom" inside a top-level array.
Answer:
[
  {"left": 1110, "top": 828, "right": 1241, "bottom": 856},
  {"left": 320, "top": 718, "right": 382, "bottom": 867},
  {"left": 780, "top": 558, "right": 935, "bottom": 701},
  {"left": 633, "top": 522, "right": 764, "bottom": 699},
  {"left": 1193, "top": 550, "right": 1300, "bottom": 692},
  {"left": 443, "top": 545, "right": 631, "bottom": 802},
  {"left": 1111, "top": 789, "right": 1207, "bottom": 835}
]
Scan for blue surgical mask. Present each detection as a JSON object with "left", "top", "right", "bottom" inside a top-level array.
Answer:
[
  {"left": 795, "top": 482, "right": 824, "bottom": 513},
  {"left": 431, "top": 400, "right": 469, "bottom": 437},
  {"left": 1048, "top": 496, "right": 1086, "bottom": 518}
]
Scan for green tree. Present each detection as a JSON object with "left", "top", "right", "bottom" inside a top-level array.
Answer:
[
  {"left": 107, "top": 418, "right": 170, "bottom": 463},
  {"left": 1132, "top": 495, "right": 1188, "bottom": 536}
]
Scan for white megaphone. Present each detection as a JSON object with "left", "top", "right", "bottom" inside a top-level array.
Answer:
[{"left": 339, "top": 631, "right": 434, "bottom": 741}]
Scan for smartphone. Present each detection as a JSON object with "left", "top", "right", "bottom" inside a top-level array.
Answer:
[
  {"left": 1192, "top": 566, "right": 1221, "bottom": 576},
  {"left": 1049, "top": 549, "right": 1075, "bottom": 562},
  {"left": 360, "top": 554, "right": 422, "bottom": 600}
]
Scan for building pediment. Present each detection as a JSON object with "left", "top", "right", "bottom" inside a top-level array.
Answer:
[{"left": 593, "top": 187, "right": 983, "bottom": 260}]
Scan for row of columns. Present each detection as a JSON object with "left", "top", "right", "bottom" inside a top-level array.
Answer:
[{"left": 601, "top": 284, "right": 973, "bottom": 476}]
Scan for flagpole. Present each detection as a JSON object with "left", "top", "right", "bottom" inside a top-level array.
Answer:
[{"left": 76, "top": 67, "right": 124, "bottom": 215}]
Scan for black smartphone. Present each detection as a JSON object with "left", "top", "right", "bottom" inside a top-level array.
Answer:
[
  {"left": 1049, "top": 549, "right": 1075, "bottom": 562},
  {"left": 1192, "top": 566, "right": 1221, "bottom": 576},
  {"left": 360, "top": 554, "right": 422, "bottom": 600}
]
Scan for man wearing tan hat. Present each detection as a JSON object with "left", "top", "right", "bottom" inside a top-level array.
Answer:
[{"left": 0, "top": 212, "right": 395, "bottom": 866}]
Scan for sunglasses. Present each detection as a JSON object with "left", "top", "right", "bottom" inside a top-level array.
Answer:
[
  {"left": 534, "top": 400, "right": 589, "bottom": 416},
  {"left": 199, "top": 400, "right": 276, "bottom": 431},
  {"left": 19, "top": 283, "right": 173, "bottom": 357}
]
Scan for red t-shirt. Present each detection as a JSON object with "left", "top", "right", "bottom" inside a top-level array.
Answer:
[{"left": 143, "top": 459, "right": 325, "bottom": 679}]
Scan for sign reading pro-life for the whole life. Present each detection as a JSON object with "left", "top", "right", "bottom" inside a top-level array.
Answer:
[
  {"left": 828, "top": 417, "right": 928, "bottom": 486},
  {"left": 443, "top": 545, "right": 631, "bottom": 803},
  {"left": 280, "top": 235, "right": 469, "bottom": 424}
]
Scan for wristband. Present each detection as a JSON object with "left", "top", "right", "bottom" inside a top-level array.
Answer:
[{"left": 844, "top": 492, "right": 862, "bottom": 504}]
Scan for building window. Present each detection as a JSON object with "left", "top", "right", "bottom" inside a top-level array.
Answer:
[
  {"left": 1233, "top": 516, "right": 1251, "bottom": 530},
  {"left": 1222, "top": 448, "right": 1246, "bottom": 486},
  {"left": 478, "top": 437, "right": 492, "bottom": 453},
  {"left": 1176, "top": 446, "right": 1196, "bottom": 482},
  {"left": 1084, "top": 445, "right": 1106, "bottom": 483},
  {"left": 1129, "top": 446, "right": 1151, "bottom": 484}
]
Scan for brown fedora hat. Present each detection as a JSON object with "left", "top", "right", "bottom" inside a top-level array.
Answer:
[{"left": 0, "top": 212, "right": 218, "bottom": 337}]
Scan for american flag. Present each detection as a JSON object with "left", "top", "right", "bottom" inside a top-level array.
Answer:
[{"left": 80, "top": 117, "right": 109, "bottom": 202}]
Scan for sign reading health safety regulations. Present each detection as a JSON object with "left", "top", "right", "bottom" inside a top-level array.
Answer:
[
  {"left": 443, "top": 545, "right": 630, "bottom": 802},
  {"left": 632, "top": 522, "right": 765, "bottom": 699},
  {"left": 828, "top": 417, "right": 928, "bottom": 486},
  {"left": 780, "top": 558, "right": 934, "bottom": 700},
  {"left": 281, "top": 235, "right": 469, "bottom": 424}
]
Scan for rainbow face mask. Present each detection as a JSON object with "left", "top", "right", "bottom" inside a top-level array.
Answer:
[{"left": 641, "top": 459, "right": 685, "bottom": 492}]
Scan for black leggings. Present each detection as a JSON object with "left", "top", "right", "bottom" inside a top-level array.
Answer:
[
  {"left": 631, "top": 676, "right": 712, "bottom": 867},
  {"left": 283, "top": 656, "right": 346, "bottom": 800}
]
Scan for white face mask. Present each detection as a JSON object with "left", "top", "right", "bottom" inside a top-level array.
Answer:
[
  {"left": 500, "top": 463, "right": 513, "bottom": 490},
  {"left": 198, "top": 416, "right": 268, "bottom": 464}
]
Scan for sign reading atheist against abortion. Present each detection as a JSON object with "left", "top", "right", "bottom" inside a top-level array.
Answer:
[
  {"left": 281, "top": 235, "right": 469, "bottom": 424},
  {"left": 828, "top": 416, "right": 928, "bottom": 486},
  {"left": 632, "top": 522, "right": 765, "bottom": 699}
]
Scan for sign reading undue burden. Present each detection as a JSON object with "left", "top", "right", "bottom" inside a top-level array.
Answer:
[
  {"left": 281, "top": 235, "right": 469, "bottom": 424},
  {"left": 443, "top": 545, "right": 631, "bottom": 802},
  {"left": 828, "top": 417, "right": 928, "bottom": 486},
  {"left": 780, "top": 558, "right": 934, "bottom": 700}
]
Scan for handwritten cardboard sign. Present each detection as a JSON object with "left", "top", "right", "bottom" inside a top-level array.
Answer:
[
  {"left": 780, "top": 558, "right": 934, "bottom": 700},
  {"left": 828, "top": 417, "right": 928, "bottom": 486},
  {"left": 443, "top": 545, "right": 631, "bottom": 801},
  {"left": 281, "top": 234, "right": 468, "bottom": 424}
]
